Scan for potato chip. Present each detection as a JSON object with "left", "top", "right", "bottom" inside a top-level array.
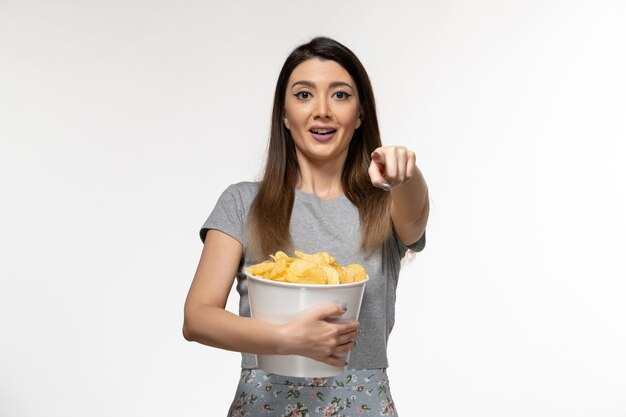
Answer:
[
  {"left": 300, "top": 266, "right": 328, "bottom": 284},
  {"left": 246, "top": 250, "right": 367, "bottom": 285},
  {"left": 337, "top": 265, "right": 352, "bottom": 284},
  {"left": 294, "top": 250, "right": 333, "bottom": 265},
  {"left": 246, "top": 260, "right": 274, "bottom": 276},
  {"left": 321, "top": 265, "right": 340, "bottom": 284},
  {"left": 289, "top": 259, "right": 316, "bottom": 277},
  {"left": 270, "top": 251, "right": 289, "bottom": 262},
  {"left": 269, "top": 258, "right": 289, "bottom": 281},
  {"left": 345, "top": 264, "right": 367, "bottom": 282}
]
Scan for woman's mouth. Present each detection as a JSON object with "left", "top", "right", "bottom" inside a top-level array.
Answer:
[{"left": 309, "top": 128, "right": 337, "bottom": 142}]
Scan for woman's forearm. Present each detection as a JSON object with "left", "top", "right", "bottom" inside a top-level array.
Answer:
[
  {"left": 183, "top": 304, "right": 284, "bottom": 355},
  {"left": 183, "top": 302, "right": 358, "bottom": 366},
  {"left": 390, "top": 164, "right": 429, "bottom": 243}
]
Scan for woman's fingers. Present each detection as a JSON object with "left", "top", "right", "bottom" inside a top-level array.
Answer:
[
  {"left": 284, "top": 303, "right": 360, "bottom": 364},
  {"left": 368, "top": 158, "right": 388, "bottom": 189},
  {"left": 369, "top": 146, "right": 416, "bottom": 189},
  {"left": 337, "top": 328, "right": 359, "bottom": 343},
  {"left": 323, "top": 340, "right": 357, "bottom": 366},
  {"left": 335, "top": 340, "right": 357, "bottom": 354},
  {"left": 310, "top": 303, "right": 347, "bottom": 320},
  {"left": 336, "top": 320, "right": 358, "bottom": 333},
  {"left": 326, "top": 339, "right": 357, "bottom": 366},
  {"left": 383, "top": 156, "right": 398, "bottom": 185},
  {"left": 406, "top": 151, "right": 416, "bottom": 178},
  {"left": 325, "top": 354, "right": 350, "bottom": 367}
]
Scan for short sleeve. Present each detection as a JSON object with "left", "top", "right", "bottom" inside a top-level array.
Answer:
[
  {"left": 199, "top": 184, "right": 247, "bottom": 245},
  {"left": 393, "top": 228, "right": 426, "bottom": 259}
]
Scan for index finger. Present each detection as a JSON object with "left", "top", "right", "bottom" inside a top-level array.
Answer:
[
  {"left": 368, "top": 160, "right": 390, "bottom": 190},
  {"left": 333, "top": 320, "right": 359, "bottom": 335}
]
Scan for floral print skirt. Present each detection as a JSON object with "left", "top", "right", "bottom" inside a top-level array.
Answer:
[{"left": 227, "top": 368, "right": 397, "bottom": 417}]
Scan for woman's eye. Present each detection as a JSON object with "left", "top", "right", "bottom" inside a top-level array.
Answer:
[
  {"left": 333, "top": 91, "right": 351, "bottom": 100},
  {"left": 294, "top": 92, "right": 311, "bottom": 100}
]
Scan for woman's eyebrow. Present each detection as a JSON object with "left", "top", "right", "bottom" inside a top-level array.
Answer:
[
  {"left": 290, "top": 80, "right": 354, "bottom": 90},
  {"left": 329, "top": 81, "right": 354, "bottom": 90},
  {"left": 291, "top": 80, "right": 315, "bottom": 89}
]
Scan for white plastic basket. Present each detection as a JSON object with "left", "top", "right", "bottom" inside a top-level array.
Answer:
[{"left": 244, "top": 271, "right": 368, "bottom": 377}]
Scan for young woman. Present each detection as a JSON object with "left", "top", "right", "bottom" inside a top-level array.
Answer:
[{"left": 183, "top": 36, "right": 429, "bottom": 416}]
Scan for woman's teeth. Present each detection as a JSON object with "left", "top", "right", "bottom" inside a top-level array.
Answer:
[{"left": 310, "top": 129, "right": 336, "bottom": 134}]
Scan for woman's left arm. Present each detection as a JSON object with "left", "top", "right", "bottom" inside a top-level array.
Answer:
[{"left": 369, "top": 146, "right": 430, "bottom": 246}]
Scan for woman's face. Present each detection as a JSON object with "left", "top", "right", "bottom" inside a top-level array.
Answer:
[{"left": 283, "top": 58, "right": 361, "bottom": 165}]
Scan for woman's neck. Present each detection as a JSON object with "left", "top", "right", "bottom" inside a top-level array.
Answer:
[{"left": 295, "top": 151, "right": 346, "bottom": 200}]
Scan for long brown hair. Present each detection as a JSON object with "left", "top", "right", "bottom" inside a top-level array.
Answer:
[{"left": 248, "top": 37, "right": 392, "bottom": 258}]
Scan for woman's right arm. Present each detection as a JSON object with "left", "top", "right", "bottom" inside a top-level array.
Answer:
[{"left": 182, "top": 229, "right": 358, "bottom": 366}]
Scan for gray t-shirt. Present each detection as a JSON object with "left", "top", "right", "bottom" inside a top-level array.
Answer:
[{"left": 200, "top": 181, "right": 425, "bottom": 369}]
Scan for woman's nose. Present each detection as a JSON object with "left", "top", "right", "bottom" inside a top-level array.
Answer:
[{"left": 313, "top": 97, "right": 331, "bottom": 119}]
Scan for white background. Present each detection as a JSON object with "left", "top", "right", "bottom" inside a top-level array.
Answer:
[{"left": 1, "top": 0, "right": 625, "bottom": 416}]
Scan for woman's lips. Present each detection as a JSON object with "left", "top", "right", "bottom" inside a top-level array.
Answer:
[
  {"left": 309, "top": 127, "right": 337, "bottom": 142},
  {"left": 309, "top": 131, "right": 336, "bottom": 141}
]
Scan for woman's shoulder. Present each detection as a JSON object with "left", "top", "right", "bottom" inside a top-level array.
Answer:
[{"left": 221, "top": 181, "right": 261, "bottom": 203}]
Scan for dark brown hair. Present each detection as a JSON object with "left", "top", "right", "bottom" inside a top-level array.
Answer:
[{"left": 248, "top": 36, "right": 392, "bottom": 257}]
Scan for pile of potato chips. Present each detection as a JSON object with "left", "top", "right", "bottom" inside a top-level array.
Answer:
[{"left": 244, "top": 250, "right": 367, "bottom": 285}]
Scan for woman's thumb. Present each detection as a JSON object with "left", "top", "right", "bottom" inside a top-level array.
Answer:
[{"left": 312, "top": 303, "right": 347, "bottom": 320}]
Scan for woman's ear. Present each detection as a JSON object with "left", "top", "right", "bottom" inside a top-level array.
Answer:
[{"left": 355, "top": 114, "right": 362, "bottom": 129}]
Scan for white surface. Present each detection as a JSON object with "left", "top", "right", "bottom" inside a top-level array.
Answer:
[{"left": 1, "top": 0, "right": 625, "bottom": 416}]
